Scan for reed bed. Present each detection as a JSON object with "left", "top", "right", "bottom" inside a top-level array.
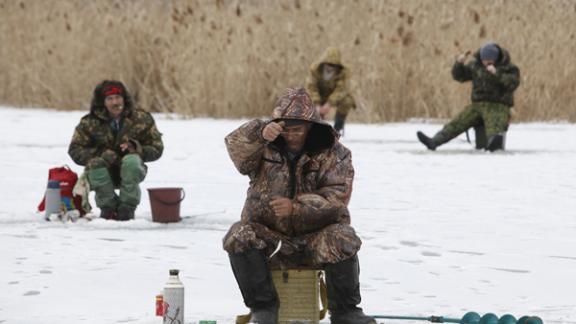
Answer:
[{"left": 1, "top": 0, "right": 575, "bottom": 122}]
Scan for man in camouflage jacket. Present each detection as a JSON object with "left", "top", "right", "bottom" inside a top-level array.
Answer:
[
  {"left": 68, "top": 80, "right": 163, "bottom": 220},
  {"left": 306, "top": 47, "right": 356, "bottom": 135},
  {"left": 223, "top": 87, "right": 374, "bottom": 324},
  {"left": 417, "top": 42, "right": 520, "bottom": 151}
]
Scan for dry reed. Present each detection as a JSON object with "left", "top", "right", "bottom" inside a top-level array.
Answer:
[{"left": 1, "top": 0, "right": 575, "bottom": 122}]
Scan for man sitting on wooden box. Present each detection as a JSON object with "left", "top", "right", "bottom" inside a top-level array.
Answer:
[{"left": 223, "top": 87, "right": 375, "bottom": 324}]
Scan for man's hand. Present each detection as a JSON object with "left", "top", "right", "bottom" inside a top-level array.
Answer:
[
  {"left": 269, "top": 197, "right": 293, "bottom": 218},
  {"left": 262, "top": 121, "right": 285, "bottom": 142},
  {"left": 456, "top": 51, "right": 471, "bottom": 64},
  {"left": 120, "top": 142, "right": 136, "bottom": 154},
  {"left": 318, "top": 103, "right": 331, "bottom": 119},
  {"left": 486, "top": 64, "right": 497, "bottom": 75}
]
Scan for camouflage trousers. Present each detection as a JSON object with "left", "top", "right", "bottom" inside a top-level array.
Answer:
[
  {"left": 86, "top": 154, "right": 147, "bottom": 210},
  {"left": 223, "top": 221, "right": 362, "bottom": 266},
  {"left": 442, "top": 102, "right": 511, "bottom": 141}
]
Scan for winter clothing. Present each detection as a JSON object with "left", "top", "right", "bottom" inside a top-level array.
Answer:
[
  {"left": 440, "top": 102, "right": 511, "bottom": 145},
  {"left": 306, "top": 47, "right": 356, "bottom": 133},
  {"left": 229, "top": 249, "right": 279, "bottom": 324},
  {"left": 480, "top": 42, "right": 500, "bottom": 62},
  {"left": 326, "top": 255, "right": 376, "bottom": 324},
  {"left": 418, "top": 44, "right": 519, "bottom": 151},
  {"left": 223, "top": 87, "right": 361, "bottom": 267},
  {"left": 451, "top": 44, "right": 520, "bottom": 107},
  {"left": 68, "top": 80, "right": 163, "bottom": 217},
  {"left": 416, "top": 131, "right": 449, "bottom": 151},
  {"left": 224, "top": 87, "right": 369, "bottom": 322}
]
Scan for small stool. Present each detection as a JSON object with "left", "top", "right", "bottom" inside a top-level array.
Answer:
[
  {"left": 235, "top": 268, "right": 328, "bottom": 324},
  {"left": 271, "top": 268, "right": 327, "bottom": 324}
]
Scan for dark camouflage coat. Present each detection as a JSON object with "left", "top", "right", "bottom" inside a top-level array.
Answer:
[
  {"left": 452, "top": 44, "right": 520, "bottom": 107},
  {"left": 68, "top": 82, "right": 163, "bottom": 167},
  {"left": 223, "top": 88, "right": 361, "bottom": 266},
  {"left": 305, "top": 47, "right": 356, "bottom": 115}
]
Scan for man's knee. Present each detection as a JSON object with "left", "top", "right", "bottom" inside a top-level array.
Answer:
[
  {"left": 336, "top": 94, "right": 355, "bottom": 115},
  {"left": 120, "top": 154, "right": 146, "bottom": 182},
  {"left": 87, "top": 157, "right": 108, "bottom": 170}
]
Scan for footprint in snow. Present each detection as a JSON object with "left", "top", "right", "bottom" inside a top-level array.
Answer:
[
  {"left": 421, "top": 251, "right": 441, "bottom": 257},
  {"left": 399, "top": 240, "right": 419, "bottom": 247},
  {"left": 98, "top": 238, "right": 125, "bottom": 242}
]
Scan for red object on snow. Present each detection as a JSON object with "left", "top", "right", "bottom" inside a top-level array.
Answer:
[
  {"left": 156, "top": 294, "right": 164, "bottom": 316},
  {"left": 37, "top": 165, "right": 85, "bottom": 215}
]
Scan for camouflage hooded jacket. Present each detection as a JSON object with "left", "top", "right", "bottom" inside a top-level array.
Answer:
[
  {"left": 223, "top": 88, "right": 361, "bottom": 265},
  {"left": 68, "top": 82, "right": 163, "bottom": 166},
  {"left": 452, "top": 44, "right": 520, "bottom": 107},
  {"left": 305, "top": 47, "right": 353, "bottom": 107}
]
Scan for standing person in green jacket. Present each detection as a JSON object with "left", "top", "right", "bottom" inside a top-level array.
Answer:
[
  {"left": 417, "top": 42, "right": 520, "bottom": 151},
  {"left": 68, "top": 80, "right": 164, "bottom": 220},
  {"left": 306, "top": 47, "right": 356, "bottom": 136}
]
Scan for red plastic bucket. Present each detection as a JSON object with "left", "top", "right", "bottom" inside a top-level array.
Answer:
[{"left": 147, "top": 188, "right": 185, "bottom": 223}]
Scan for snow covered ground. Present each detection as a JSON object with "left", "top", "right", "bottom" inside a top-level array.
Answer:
[{"left": 0, "top": 106, "right": 575, "bottom": 324}]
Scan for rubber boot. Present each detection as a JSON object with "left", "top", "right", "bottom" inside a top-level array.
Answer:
[
  {"left": 117, "top": 205, "right": 135, "bottom": 221},
  {"left": 100, "top": 208, "right": 117, "bottom": 220},
  {"left": 325, "top": 255, "right": 375, "bottom": 324},
  {"left": 229, "top": 249, "right": 279, "bottom": 324},
  {"left": 119, "top": 154, "right": 147, "bottom": 210},
  {"left": 334, "top": 112, "right": 347, "bottom": 137},
  {"left": 486, "top": 133, "right": 506, "bottom": 152},
  {"left": 474, "top": 125, "right": 487, "bottom": 150},
  {"left": 416, "top": 131, "right": 449, "bottom": 151},
  {"left": 87, "top": 167, "right": 119, "bottom": 211}
]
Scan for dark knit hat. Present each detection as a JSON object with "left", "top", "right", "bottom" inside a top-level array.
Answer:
[{"left": 480, "top": 42, "right": 500, "bottom": 62}]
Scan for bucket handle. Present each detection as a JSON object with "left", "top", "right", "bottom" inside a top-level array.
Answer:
[{"left": 151, "top": 189, "right": 186, "bottom": 206}]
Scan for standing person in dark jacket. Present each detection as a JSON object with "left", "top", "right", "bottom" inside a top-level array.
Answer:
[
  {"left": 223, "top": 87, "right": 375, "bottom": 324},
  {"left": 417, "top": 42, "right": 520, "bottom": 151},
  {"left": 68, "top": 80, "right": 163, "bottom": 220}
]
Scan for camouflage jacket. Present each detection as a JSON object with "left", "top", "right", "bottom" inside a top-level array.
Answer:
[
  {"left": 225, "top": 119, "right": 354, "bottom": 237},
  {"left": 223, "top": 88, "right": 361, "bottom": 265},
  {"left": 68, "top": 101, "right": 163, "bottom": 166},
  {"left": 305, "top": 47, "right": 352, "bottom": 106},
  {"left": 452, "top": 45, "right": 520, "bottom": 107}
]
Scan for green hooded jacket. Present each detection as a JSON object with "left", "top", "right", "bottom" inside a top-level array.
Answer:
[
  {"left": 452, "top": 44, "right": 520, "bottom": 107},
  {"left": 68, "top": 82, "right": 163, "bottom": 166}
]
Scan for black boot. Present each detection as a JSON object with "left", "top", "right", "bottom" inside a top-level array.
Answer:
[
  {"left": 99, "top": 208, "right": 116, "bottom": 220},
  {"left": 473, "top": 125, "right": 487, "bottom": 150},
  {"left": 325, "top": 255, "right": 375, "bottom": 324},
  {"left": 486, "top": 133, "right": 505, "bottom": 152},
  {"left": 416, "top": 131, "right": 448, "bottom": 151},
  {"left": 229, "top": 249, "right": 279, "bottom": 324},
  {"left": 334, "top": 112, "right": 347, "bottom": 136},
  {"left": 117, "top": 206, "right": 135, "bottom": 221}
]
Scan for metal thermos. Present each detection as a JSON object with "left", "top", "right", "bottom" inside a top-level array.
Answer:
[
  {"left": 45, "top": 180, "right": 61, "bottom": 219},
  {"left": 163, "top": 269, "right": 184, "bottom": 324}
]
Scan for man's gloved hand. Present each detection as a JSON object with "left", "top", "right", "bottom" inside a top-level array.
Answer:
[{"left": 101, "top": 149, "right": 118, "bottom": 165}]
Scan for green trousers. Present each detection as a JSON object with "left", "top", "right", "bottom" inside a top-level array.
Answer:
[
  {"left": 86, "top": 154, "right": 147, "bottom": 210},
  {"left": 442, "top": 102, "right": 510, "bottom": 142}
]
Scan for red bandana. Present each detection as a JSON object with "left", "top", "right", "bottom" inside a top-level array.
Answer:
[{"left": 103, "top": 85, "right": 123, "bottom": 97}]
